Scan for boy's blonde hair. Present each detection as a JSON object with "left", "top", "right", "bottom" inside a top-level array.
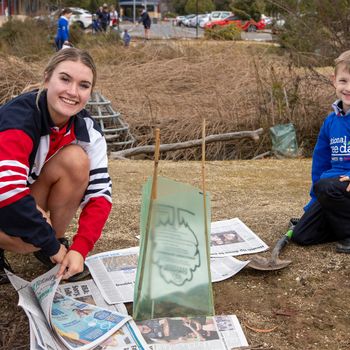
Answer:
[{"left": 335, "top": 50, "right": 350, "bottom": 74}]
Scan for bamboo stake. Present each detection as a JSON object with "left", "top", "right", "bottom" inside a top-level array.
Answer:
[
  {"left": 151, "top": 129, "right": 161, "bottom": 200},
  {"left": 134, "top": 128, "right": 160, "bottom": 320},
  {"left": 202, "top": 120, "right": 208, "bottom": 235},
  {"left": 150, "top": 128, "right": 160, "bottom": 318},
  {"left": 201, "top": 119, "right": 215, "bottom": 315}
]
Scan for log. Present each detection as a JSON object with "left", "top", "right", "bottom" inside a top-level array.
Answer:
[{"left": 110, "top": 128, "right": 264, "bottom": 159}]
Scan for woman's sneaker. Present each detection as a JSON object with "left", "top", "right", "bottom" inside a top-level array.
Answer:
[
  {"left": 336, "top": 238, "right": 350, "bottom": 253},
  {"left": 0, "top": 249, "right": 14, "bottom": 285},
  {"left": 34, "top": 238, "right": 90, "bottom": 281}
]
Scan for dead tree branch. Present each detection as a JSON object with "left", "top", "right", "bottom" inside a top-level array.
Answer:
[{"left": 110, "top": 128, "right": 264, "bottom": 159}]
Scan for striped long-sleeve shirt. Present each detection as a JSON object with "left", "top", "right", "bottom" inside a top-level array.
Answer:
[{"left": 0, "top": 90, "right": 112, "bottom": 258}]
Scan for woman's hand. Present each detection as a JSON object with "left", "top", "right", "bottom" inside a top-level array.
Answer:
[
  {"left": 50, "top": 243, "right": 67, "bottom": 264},
  {"left": 57, "top": 250, "right": 84, "bottom": 280}
]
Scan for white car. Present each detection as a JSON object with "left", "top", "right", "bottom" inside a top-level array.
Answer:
[
  {"left": 69, "top": 7, "right": 92, "bottom": 29},
  {"left": 189, "top": 14, "right": 210, "bottom": 27},
  {"left": 261, "top": 14, "right": 272, "bottom": 25},
  {"left": 35, "top": 7, "right": 92, "bottom": 29},
  {"left": 174, "top": 15, "right": 186, "bottom": 26},
  {"left": 181, "top": 14, "right": 196, "bottom": 27}
]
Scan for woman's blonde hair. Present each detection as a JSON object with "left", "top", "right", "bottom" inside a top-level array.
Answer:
[{"left": 36, "top": 48, "right": 97, "bottom": 106}]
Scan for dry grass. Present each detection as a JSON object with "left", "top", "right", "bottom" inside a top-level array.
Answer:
[
  {"left": 0, "top": 55, "right": 41, "bottom": 104},
  {"left": 0, "top": 40, "right": 335, "bottom": 159}
]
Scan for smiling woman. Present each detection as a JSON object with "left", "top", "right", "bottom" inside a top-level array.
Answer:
[{"left": 0, "top": 48, "right": 112, "bottom": 284}]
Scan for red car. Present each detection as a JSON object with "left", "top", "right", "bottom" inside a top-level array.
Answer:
[{"left": 204, "top": 14, "right": 266, "bottom": 32}]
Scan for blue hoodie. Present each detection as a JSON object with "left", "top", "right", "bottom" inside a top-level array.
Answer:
[
  {"left": 305, "top": 100, "right": 350, "bottom": 211},
  {"left": 55, "top": 15, "right": 70, "bottom": 43}
]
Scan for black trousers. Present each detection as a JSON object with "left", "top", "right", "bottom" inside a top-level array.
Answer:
[{"left": 292, "top": 177, "right": 350, "bottom": 245}]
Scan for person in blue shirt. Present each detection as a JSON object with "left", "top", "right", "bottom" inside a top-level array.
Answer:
[
  {"left": 292, "top": 50, "right": 350, "bottom": 253},
  {"left": 122, "top": 29, "right": 131, "bottom": 47},
  {"left": 55, "top": 8, "right": 72, "bottom": 51}
]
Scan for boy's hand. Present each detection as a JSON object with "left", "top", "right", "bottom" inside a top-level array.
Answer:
[
  {"left": 339, "top": 175, "right": 350, "bottom": 191},
  {"left": 57, "top": 250, "right": 84, "bottom": 280},
  {"left": 50, "top": 244, "right": 68, "bottom": 264}
]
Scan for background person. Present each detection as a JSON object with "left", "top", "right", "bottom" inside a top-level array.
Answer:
[
  {"left": 99, "top": 4, "right": 111, "bottom": 32},
  {"left": 0, "top": 48, "right": 112, "bottom": 284},
  {"left": 55, "top": 8, "right": 72, "bottom": 51},
  {"left": 122, "top": 29, "right": 131, "bottom": 47},
  {"left": 138, "top": 7, "right": 151, "bottom": 40},
  {"left": 291, "top": 50, "right": 350, "bottom": 254},
  {"left": 109, "top": 5, "right": 119, "bottom": 28}
]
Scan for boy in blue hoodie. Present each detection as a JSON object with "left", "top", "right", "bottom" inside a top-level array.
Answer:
[{"left": 292, "top": 50, "right": 350, "bottom": 253}]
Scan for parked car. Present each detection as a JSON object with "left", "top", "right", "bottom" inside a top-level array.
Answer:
[
  {"left": 188, "top": 14, "right": 210, "bottom": 27},
  {"left": 261, "top": 14, "right": 273, "bottom": 25},
  {"left": 204, "top": 14, "right": 266, "bottom": 32},
  {"left": 198, "top": 13, "right": 212, "bottom": 28},
  {"left": 34, "top": 7, "right": 92, "bottom": 29},
  {"left": 181, "top": 14, "right": 196, "bottom": 27},
  {"left": 199, "top": 11, "right": 232, "bottom": 28},
  {"left": 175, "top": 15, "right": 186, "bottom": 26},
  {"left": 69, "top": 7, "right": 92, "bottom": 29}
]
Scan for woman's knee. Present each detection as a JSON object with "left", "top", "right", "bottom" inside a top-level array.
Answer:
[{"left": 57, "top": 145, "right": 90, "bottom": 184}]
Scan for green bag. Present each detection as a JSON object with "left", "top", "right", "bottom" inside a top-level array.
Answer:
[
  {"left": 133, "top": 176, "right": 214, "bottom": 321},
  {"left": 270, "top": 123, "right": 298, "bottom": 157}
]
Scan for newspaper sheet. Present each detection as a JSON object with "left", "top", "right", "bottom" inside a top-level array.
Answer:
[
  {"left": 85, "top": 247, "right": 139, "bottom": 304},
  {"left": 58, "top": 280, "right": 150, "bottom": 350},
  {"left": 210, "top": 218, "right": 269, "bottom": 257},
  {"left": 7, "top": 266, "right": 131, "bottom": 350},
  {"left": 135, "top": 315, "right": 248, "bottom": 350},
  {"left": 86, "top": 249, "right": 249, "bottom": 304},
  {"left": 57, "top": 280, "right": 128, "bottom": 315},
  {"left": 210, "top": 256, "right": 249, "bottom": 282}
]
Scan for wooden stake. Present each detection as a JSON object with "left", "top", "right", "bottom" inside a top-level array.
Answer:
[
  {"left": 201, "top": 119, "right": 208, "bottom": 235},
  {"left": 134, "top": 128, "right": 161, "bottom": 320},
  {"left": 202, "top": 119, "right": 215, "bottom": 315},
  {"left": 150, "top": 128, "right": 160, "bottom": 318},
  {"left": 151, "top": 128, "right": 160, "bottom": 200}
]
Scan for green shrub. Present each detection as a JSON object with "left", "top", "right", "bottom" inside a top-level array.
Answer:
[{"left": 204, "top": 24, "right": 242, "bottom": 41}]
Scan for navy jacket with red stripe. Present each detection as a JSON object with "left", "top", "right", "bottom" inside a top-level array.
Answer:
[{"left": 0, "top": 90, "right": 112, "bottom": 258}]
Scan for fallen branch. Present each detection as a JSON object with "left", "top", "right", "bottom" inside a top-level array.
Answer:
[{"left": 110, "top": 128, "right": 264, "bottom": 159}]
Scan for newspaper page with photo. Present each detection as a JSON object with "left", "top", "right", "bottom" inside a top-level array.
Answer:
[
  {"left": 210, "top": 218, "right": 269, "bottom": 257},
  {"left": 135, "top": 315, "right": 248, "bottom": 350},
  {"left": 86, "top": 248, "right": 250, "bottom": 305},
  {"left": 7, "top": 266, "right": 132, "bottom": 350},
  {"left": 58, "top": 280, "right": 150, "bottom": 350}
]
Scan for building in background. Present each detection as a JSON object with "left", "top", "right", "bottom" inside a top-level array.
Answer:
[
  {"left": 0, "top": 0, "right": 47, "bottom": 16},
  {"left": 119, "top": 0, "right": 160, "bottom": 22}
]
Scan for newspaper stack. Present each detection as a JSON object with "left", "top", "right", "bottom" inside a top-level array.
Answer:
[{"left": 8, "top": 218, "right": 263, "bottom": 349}]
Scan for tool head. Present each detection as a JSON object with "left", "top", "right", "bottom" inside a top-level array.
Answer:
[{"left": 247, "top": 255, "right": 292, "bottom": 271}]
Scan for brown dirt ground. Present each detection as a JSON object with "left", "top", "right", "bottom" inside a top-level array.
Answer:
[{"left": 1, "top": 159, "right": 349, "bottom": 349}]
